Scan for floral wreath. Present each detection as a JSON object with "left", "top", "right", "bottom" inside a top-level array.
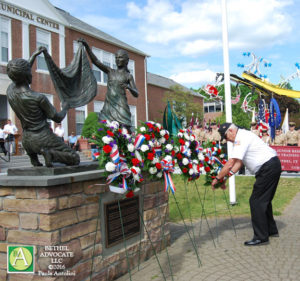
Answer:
[
  {"left": 135, "top": 121, "right": 176, "bottom": 193},
  {"left": 94, "top": 120, "right": 144, "bottom": 197},
  {"left": 202, "top": 141, "right": 227, "bottom": 189},
  {"left": 173, "top": 129, "right": 202, "bottom": 182},
  {"left": 93, "top": 120, "right": 229, "bottom": 195}
]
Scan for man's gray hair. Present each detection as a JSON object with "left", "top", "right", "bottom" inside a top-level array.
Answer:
[{"left": 229, "top": 123, "right": 238, "bottom": 130}]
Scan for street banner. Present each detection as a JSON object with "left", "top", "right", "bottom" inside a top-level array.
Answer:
[{"left": 271, "top": 145, "right": 300, "bottom": 171}]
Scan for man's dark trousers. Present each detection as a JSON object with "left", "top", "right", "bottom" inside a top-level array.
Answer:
[{"left": 250, "top": 156, "right": 282, "bottom": 241}]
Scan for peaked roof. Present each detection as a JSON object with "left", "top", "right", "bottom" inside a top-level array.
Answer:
[
  {"left": 147, "top": 72, "right": 205, "bottom": 98},
  {"left": 5, "top": 0, "right": 68, "bottom": 25},
  {"left": 55, "top": 7, "right": 148, "bottom": 57}
]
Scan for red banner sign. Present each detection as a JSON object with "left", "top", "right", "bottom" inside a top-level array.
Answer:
[{"left": 270, "top": 146, "right": 300, "bottom": 171}]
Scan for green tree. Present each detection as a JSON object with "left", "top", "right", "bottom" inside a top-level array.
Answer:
[
  {"left": 163, "top": 85, "right": 204, "bottom": 126},
  {"left": 81, "top": 112, "right": 99, "bottom": 138}
]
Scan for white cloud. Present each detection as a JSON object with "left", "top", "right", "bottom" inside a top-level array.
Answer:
[
  {"left": 126, "top": 0, "right": 294, "bottom": 56},
  {"left": 170, "top": 69, "right": 216, "bottom": 85},
  {"left": 180, "top": 39, "right": 221, "bottom": 55}
]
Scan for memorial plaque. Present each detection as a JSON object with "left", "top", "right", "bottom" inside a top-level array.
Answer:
[{"left": 105, "top": 196, "right": 140, "bottom": 248}]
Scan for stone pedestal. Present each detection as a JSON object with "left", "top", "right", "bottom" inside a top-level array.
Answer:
[{"left": 0, "top": 166, "right": 169, "bottom": 281}]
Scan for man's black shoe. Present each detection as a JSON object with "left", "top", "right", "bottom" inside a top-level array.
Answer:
[
  {"left": 244, "top": 239, "right": 269, "bottom": 246},
  {"left": 269, "top": 233, "right": 279, "bottom": 237}
]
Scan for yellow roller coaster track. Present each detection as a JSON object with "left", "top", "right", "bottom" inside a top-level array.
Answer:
[{"left": 241, "top": 72, "right": 300, "bottom": 98}]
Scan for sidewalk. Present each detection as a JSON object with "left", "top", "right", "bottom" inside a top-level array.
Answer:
[{"left": 117, "top": 191, "right": 300, "bottom": 281}]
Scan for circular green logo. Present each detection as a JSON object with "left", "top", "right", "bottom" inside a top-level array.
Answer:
[{"left": 9, "top": 247, "right": 33, "bottom": 271}]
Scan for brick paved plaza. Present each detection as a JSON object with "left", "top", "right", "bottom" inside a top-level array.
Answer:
[{"left": 117, "top": 191, "right": 300, "bottom": 281}]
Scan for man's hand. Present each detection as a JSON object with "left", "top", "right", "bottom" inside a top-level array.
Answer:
[
  {"left": 220, "top": 182, "right": 227, "bottom": 190},
  {"left": 211, "top": 178, "right": 219, "bottom": 190},
  {"left": 211, "top": 177, "right": 227, "bottom": 190}
]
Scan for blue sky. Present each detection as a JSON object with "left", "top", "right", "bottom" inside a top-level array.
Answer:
[{"left": 50, "top": 0, "right": 300, "bottom": 91}]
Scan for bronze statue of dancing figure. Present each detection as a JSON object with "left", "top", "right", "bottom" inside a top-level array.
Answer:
[
  {"left": 6, "top": 47, "right": 80, "bottom": 167},
  {"left": 78, "top": 38, "right": 138, "bottom": 131}
]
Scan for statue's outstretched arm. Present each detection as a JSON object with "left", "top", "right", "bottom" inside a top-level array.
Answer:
[
  {"left": 78, "top": 38, "right": 110, "bottom": 73},
  {"left": 28, "top": 46, "right": 47, "bottom": 67},
  {"left": 52, "top": 101, "right": 69, "bottom": 123},
  {"left": 126, "top": 74, "right": 139, "bottom": 97},
  {"left": 40, "top": 98, "right": 69, "bottom": 123}
]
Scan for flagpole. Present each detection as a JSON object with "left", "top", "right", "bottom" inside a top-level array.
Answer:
[
  {"left": 281, "top": 108, "right": 289, "bottom": 134},
  {"left": 221, "top": 0, "right": 236, "bottom": 204}
]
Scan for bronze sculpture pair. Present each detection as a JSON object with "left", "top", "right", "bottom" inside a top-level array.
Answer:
[{"left": 6, "top": 40, "right": 138, "bottom": 167}]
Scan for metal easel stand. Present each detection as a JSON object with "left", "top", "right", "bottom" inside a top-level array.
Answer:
[
  {"left": 194, "top": 182, "right": 216, "bottom": 248},
  {"left": 171, "top": 191, "right": 202, "bottom": 267}
]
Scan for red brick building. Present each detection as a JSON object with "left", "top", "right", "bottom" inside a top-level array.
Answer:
[
  {"left": 0, "top": 0, "right": 203, "bottom": 142},
  {"left": 0, "top": 0, "right": 148, "bottom": 138},
  {"left": 147, "top": 72, "right": 204, "bottom": 124},
  {"left": 204, "top": 101, "right": 224, "bottom": 124}
]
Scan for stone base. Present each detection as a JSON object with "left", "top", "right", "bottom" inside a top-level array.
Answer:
[
  {"left": 7, "top": 162, "right": 99, "bottom": 176},
  {"left": 0, "top": 170, "right": 170, "bottom": 281}
]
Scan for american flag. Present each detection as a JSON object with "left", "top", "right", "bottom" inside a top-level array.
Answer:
[
  {"left": 257, "top": 99, "right": 269, "bottom": 135},
  {"left": 258, "top": 99, "right": 266, "bottom": 122}
]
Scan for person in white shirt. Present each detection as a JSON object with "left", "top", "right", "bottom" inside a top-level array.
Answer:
[
  {"left": 0, "top": 125, "right": 7, "bottom": 155},
  {"left": 3, "top": 119, "right": 18, "bottom": 154},
  {"left": 212, "top": 123, "right": 281, "bottom": 246},
  {"left": 54, "top": 123, "right": 64, "bottom": 141}
]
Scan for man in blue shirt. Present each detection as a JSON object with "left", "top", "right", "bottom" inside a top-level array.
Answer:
[{"left": 68, "top": 132, "right": 79, "bottom": 151}]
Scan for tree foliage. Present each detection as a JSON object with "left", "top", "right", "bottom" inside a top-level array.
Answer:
[
  {"left": 163, "top": 85, "right": 204, "bottom": 126},
  {"left": 262, "top": 93, "right": 299, "bottom": 115},
  {"left": 81, "top": 112, "right": 99, "bottom": 138}
]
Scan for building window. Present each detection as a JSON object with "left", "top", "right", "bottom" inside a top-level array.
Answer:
[
  {"left": 73, "top": 41, "right": 79, "bottom": 58},
  {"left": 92, "top": 48, "right": 102, "bottom": 83},
  {"left": 216, "top": 103, "right": 222, "bottom": 112},
  {"left": 204, "top": 102, "right": 223, "bottom": 113},
  {"left": 75, "top": 105, "right": 87, "bottom": 136},
  {"left": 36, "top": 29, "right": 51, "bottom": 71},
  {"left": 0, "top": 16, "right": 10, "bottom": 63},
  {"left": 209, "top": 105, "right": 215, "bottom": 112},
  {"left": 0, "top": 95, "right": 8, "bottom": 121},
  {"left": 128, "top": 59, "right": 135, "bottom": 80},
  {"left": 102, "top": 51, "right": 111, "bottom": 83},
  {"left": 90, "top": 48, "right": 136, "bottom": 84},
  {"left": 94, "top": 101, "right": 104, "bottom": 114},
  {"left": 129, "top": 105, "right": 137, "bottom": 128}
]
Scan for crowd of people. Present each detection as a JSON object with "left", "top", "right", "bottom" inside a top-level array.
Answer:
[
  {"left": 191, "top": 120, "right": 300, "bottom": 147},
  {"left": 0, "top": 120, "right": 81, "bottom": 157},
  {"left": 250, "top": 121, "right": 300, "bottom": 146},
  {"left": 192, "top": 122, "right": 221, "bottom": 144}
]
